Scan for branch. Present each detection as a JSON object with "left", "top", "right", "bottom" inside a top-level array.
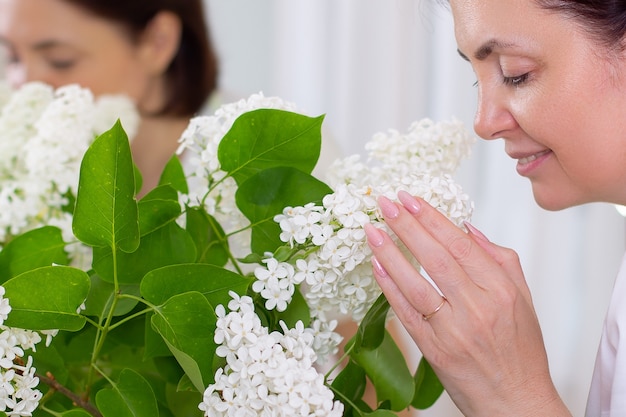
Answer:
[{"left": 37, "top": 372, "right": 103, "bottom": 417}]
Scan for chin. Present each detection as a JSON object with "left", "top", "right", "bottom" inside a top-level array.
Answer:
[{"left": 532, "top": 190, "right": 578, "bottom": 212}]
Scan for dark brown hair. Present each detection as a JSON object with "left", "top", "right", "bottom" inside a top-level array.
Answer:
[
  {"left": 64, "top": 0, "right": 219, "bottom": 117},
  {"left": 536, "top": 1, "right": 626, "bottom": 51}
]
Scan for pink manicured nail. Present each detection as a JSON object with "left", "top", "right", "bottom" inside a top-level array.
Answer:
[
  {"left": 398, "top": 190, "right": 421, "bottom": 214},
  {"left": 364, "top": 223, "right": 385, "bottom": 247},
  {"left": 371, "top": 256, "right": 389, "bottom": 277},
  {"left": 464, "top": 221, "right": 490, "bottom": 242},
  {"left": 378, "top": 196, "right": 399, "bottom": 219}
]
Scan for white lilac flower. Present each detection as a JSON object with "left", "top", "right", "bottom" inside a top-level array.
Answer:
[
  {"left": 0, "top": 82, "right": 140, "bottom": 269},
  {"left": 177, "top": 93, "right": 304, "bottom": 267},
  {"left": 0, "top": 289, "right": 45, "bottom": 416},
  {"left": 252, "top": 258, "right": 301, "bottom": 312},
  {"left": 253, "top": 118, "right": 475, "bottom": 332},
  {"left": 307, "top": 319, "right": 342, "bottom": 365},
  {"left": 0, "top": 288, "right": 11, "bottom": 326},
  {"left": 326, "top": 117, "right": 476, "bottom": 189},
  {"left": 199, "top": 292, "right": 343, "bottom": 417},
  {"left": 0, "top": 82, "right": 53, "bottom": 178},
  {"left": 0, "top": 81, "right": 12, "bottom": 110}
]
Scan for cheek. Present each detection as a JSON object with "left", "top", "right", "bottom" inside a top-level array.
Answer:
[{"left": 73, "top": 63, "right": 151, "bottom": 104}]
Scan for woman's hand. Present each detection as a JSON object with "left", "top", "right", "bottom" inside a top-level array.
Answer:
[{"left": 364, "top": 191, "right": 571, "bottom": 417}]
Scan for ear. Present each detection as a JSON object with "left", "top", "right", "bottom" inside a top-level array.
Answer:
[{"left": 138, "top": 11, "right": 182, "bottom": 75}]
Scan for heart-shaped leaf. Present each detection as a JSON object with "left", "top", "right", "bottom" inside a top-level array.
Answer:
[{"left": 3, "top": 265, "right": 89, "bottom": 330}]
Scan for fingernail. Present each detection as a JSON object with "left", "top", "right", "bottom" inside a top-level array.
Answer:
[
  {"left": 398, "top": 190, "right": 421, "bottom": 214},
  {"left": 464, "top": 221, "right": 490, "bottom": 242},
  {"left": 378, "top": 196, "right": 399, "bottom": 219},
  {"left": 371, "top": 256, "right": 389, "bottom": 277},
  {"left": 364, "top": 223, "right": 385, "bottom": 247}
]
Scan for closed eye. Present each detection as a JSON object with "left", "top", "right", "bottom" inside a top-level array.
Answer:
[{"left": 503, "top": 73, "right": 529, "bottom": 87}]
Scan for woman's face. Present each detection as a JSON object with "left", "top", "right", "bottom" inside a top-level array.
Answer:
[
  {"left": 451, "top": 0, "right": 626, "bottom": 210},
  {"left": 0, "top": 0, "right": 162, "bottom": 113}
]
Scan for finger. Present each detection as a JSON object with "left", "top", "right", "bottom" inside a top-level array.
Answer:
[
  {"left": 364, "top": 223, "right": 449, "bottom": 319},
  {"left": 377, "top": 193, "right": 482, "bottom": 298},
  {"left": 392, "top": 191, "right": 531, "bottom": 312},
  {"left": 369, "top": 255, "right": 432, "bottom": 333},
  {"left": 464, "top": 221, "right": 533, "bottom": 304}
]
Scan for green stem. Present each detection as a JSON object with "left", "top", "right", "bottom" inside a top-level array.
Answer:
[
  {"left": 107, "top": 306, "right": 153, "bottom": 331},
  {"left": 207, "top": 215, "right": 244, "bottom": 276},
  {"left": 86, "top": 244, "right": 120, "bottom": 394},
  {"left": 327, "top": 383, "right": 365, "bottom": 417},
  {"left": 83, "top": 315, "right": 102, "bottom": 329},
  {"left": 92, "top": 363, "right": 115, "bottom": 386},
  {"left": 325, "top": 341, "right": 354, "bottom": 380}
]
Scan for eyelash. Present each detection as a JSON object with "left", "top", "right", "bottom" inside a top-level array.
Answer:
[
  {"left": 502, "top": 73, "right": 529, "bottom": 86},
  {"left": 49, "top": 60, "right": 75, "bottom": 70},
  {"left": 472, "top": 73, "right": 530, "bottom": 88}
]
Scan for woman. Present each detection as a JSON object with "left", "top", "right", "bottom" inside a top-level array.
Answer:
[
  {"left": 0, "top": 0, "right": 219, "bottom": 195},
  {"left": 365, "top": 0, "right": 626, "bottom": 416}
]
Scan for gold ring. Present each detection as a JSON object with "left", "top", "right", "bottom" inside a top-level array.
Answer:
[{"left": 422, "top": 296, "right": 447, "bottom": 321}]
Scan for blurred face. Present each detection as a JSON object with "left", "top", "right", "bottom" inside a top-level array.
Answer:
[
  {"left": 451, "top": 0, "right": 626, "bottom": 210},
  {"left": 0, "top": 0, "right": 161, "bottom": 113}
]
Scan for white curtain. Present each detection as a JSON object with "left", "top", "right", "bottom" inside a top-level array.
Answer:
[{"left": 205, "top": 1, "right": 625, "bottom": 416}]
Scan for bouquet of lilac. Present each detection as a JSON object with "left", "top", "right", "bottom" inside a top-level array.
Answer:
[
  {"left": 0, "top": 82, "right": 138, "bottom": 267},
  {"left": 0, "top": 87, "right": 475, "bottom": 417}
]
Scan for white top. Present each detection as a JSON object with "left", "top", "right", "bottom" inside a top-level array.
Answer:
[{"left": 586, "top": 253, "right": 626, "bottom": 416}]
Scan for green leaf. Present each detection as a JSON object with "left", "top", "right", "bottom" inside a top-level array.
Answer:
[
  {"left": 185, "top": 206, "right": 229, "bottom": 266},
  {"left": 236, "top": 167, "right": 332, "bottom": 254},
  {"left": 134, "top": 164, "right": 143, "bottom": 197},
  {"left": 412, "top": 357, "right": 444, "bottom": 409},
  {"left": 72, "top": 120, "right": 139, "bottom": 252},
  {"left": 175, "top": 374, "right": 197, "bottom": 393},
  {"left": 365, "top": 410, "right": 398, "bottom": 417},
  {"left": 82, "top": 275, "right": 139, "bottom": 319},
  {"left": 31, "top": 343, "right": 70, "bottom": 387},
  {"left": 152, "top": 355, "right": 185, "bottom": 386},
  {"left": 218, "top": 108, "right": 324, "bottom": 185},
  {"left": 144, "top": 311, "right": 173, "bottom": 359},
  {"left": 354, "top": 294, "right": 390, "bottom": 352},
  {"left": 350, "top": 330, "right": 415, "bottom": 411},
  {"left": 164, "top": 384, "right": 203, "bottom": 417},
  {"left": 59, "top": 410, "right": 93, "bottom": 417},
  {"left": 93, "top": 221, "right": 196, "bottom": 284},
  {"left": 3, "top": 266, "right": 89, "bottom": 330},
  {"left": 108, "top": 315, "right": 147, "bottom": 348},
  {"left": 159, "top": 155, "right": 189, "bottom": 194},
  {"left": 0, "top": 226, "right": 69, "bottom": 281},
  {"left": 140, "top": 263, "right": 252, "bottom": 307},
  {"left": 150, "top": 292, "right": 217, "bottom": 392},
  {"left": 331, "top": 360, "right": 367, "bottom": 415},
  {"left": 96, "top": 368, "right": 159, "bottom": 417},
  {"left": 53, "top": 326, "right": 97, "bottom": 366},
  {"left": 138, "top": 185, "right": 182, "bottom": 236}
]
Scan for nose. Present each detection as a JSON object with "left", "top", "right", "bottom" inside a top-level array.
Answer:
[
  {"left": 5, "top": 63, "right": 27, "bottom": 89},
  {"left": 473, "top": 84, "right": 517, "bottom": 140},
  {"left": 5, "top": 59, "right": 57, "bottom": 89}
]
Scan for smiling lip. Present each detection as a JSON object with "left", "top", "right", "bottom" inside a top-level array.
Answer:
[{"left": 514, "top": 149, "right": 552, "bottom": 176}]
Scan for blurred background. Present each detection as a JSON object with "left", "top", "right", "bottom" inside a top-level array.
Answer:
[{"left": 204, "top": 1, "right": 625, "bottom": 416}]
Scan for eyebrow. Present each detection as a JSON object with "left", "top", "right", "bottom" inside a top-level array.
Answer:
[
  {"left": 0, "top": 36, "right": 76, "bottom": 52},
  {"left": 457, "top": 39, "right": 517, "bottom": 61},
  {"left": 31, "top": 39, "right": 75, "bottom": 51}
]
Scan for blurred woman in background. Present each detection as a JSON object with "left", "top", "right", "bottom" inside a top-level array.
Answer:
[{"left": 0, "top": 0, "right": 219, "bottom": 195}]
